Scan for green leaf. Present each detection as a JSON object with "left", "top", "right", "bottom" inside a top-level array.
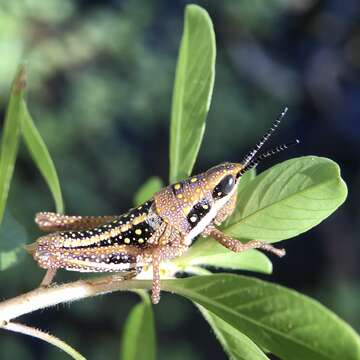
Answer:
[
  {"left": 0, "top": 212, "right": 27, "bottom": 270},
  {"left": 237, "top": 168, "right": 256, "bottom": 193},
  {"left": 0, "top": 65, "right": 27, "bottom": 225},
  {"left": 121, "top": 292, "right": 156, "bottom": 360},
  {"left": 198, "top": 305, "right": 269, "bottom": 360},
  {"left": 162, "top": 274, "right": 360, "bottom": 360},
  {"left": 173, "top": 237, "right": 272, "bottom": 274},
  {"left": 169, "top": 4, "right": 216, "bottom": 183},
  {"left": 225, "top": 156, "right": 348, "bottom": 242},
  {"left": 21, "top": 101, "right": 64, "bottom": 213},
  {"left": 134, "top": 177, "right": 163, "bottom": 206}
]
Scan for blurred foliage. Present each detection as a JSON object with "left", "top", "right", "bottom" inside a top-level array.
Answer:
[{"left": 0, "top": 0, "right": 360, "bottom": 359}]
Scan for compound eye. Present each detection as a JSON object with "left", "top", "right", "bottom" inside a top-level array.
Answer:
[{"left": 213, "top": 175, "right": 235, "bottom": 199}]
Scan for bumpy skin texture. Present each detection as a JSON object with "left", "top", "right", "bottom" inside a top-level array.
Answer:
[{"left": 29, "top": 162, "right": 284, "bottom": 304}]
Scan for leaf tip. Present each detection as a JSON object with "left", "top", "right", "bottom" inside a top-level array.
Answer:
[{"left": 14, "top": 64, "right": 27, "bottom": 94}]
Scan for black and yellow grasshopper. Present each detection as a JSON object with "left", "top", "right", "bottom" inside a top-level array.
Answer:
[{"left": 28, "top": 108, "right": 298, "bottom": 304}]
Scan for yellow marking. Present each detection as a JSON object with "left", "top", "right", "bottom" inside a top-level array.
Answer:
[
  {"left": 171, "top": 206, "right": 176, "bottom": 211},
  {"left": 183, "top": 206, "right": 191, "bottom": 213},
  {"left": 190, "top": 196, "right": 195, "bottom": 201},
  {"left": 124, "top": 238, "right": 131, "bottom": 244},
  {"left": 191, "top": 177, "right": 198, "bottom": 182},
  {"left": 138, "top": 238, "right": 144, "bottom": 244},
  {"left": 195, "top": 188, "right": 201, "bottom": 193},
  {"left": 121, "top": 224, "right": 131, "bottom": 232},
  {"left": 135, "top": 229, "right": 142, "bottom": 235},
  {"left": 177, "top": 194, "right": 183, "bottom": 199},
  {"left": 203, "top": 204, "right": 209, "bottom": 210},
  {"left": 174, "top": 183, "right": 181, "bottom": 190},
  {"left": 133, "top": 214, "right": 148, "bottom": 225}
]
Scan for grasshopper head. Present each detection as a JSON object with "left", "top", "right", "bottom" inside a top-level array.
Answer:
[{"left": 204, "top": 107, "right": 299, "bottom": 206}]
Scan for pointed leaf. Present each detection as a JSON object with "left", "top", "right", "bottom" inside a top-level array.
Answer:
[
  {"left": 162, "top": 275, "right": 360, "bottom": 360},
  {"left": 198, "top": 305, "right": 269, "bottom": 360},
  {"left": 134, "top": 177, "right": 163, "bottom": 206},
  {"left": 0, "top": 65, "right": 27, "bottom": 225},
  {"left": 21, "top": 101, "right": 64, "bottom": 213},
  {"left": 121, "top": 292, "right": 156, "bottom": 360},
  {"left": 169, "top": 4, "right": 216, "bottom": 182},
  {"left": 225, "top": 157, "right": 347, "bottom": 242}
]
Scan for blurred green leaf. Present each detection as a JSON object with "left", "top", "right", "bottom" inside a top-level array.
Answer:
[
  {"left": 198, "top": 305, "right": 269, "bottom": 360},
  {"left": 225, "top": 156, "right": 348, "bottom": 242},
  {"left": 21, "top": 101, "right": 64, "bottom": 213},
  {"left": 173, "top": 237, "right": 272, "bottom": 274},
  {"left": 0, "top": 65, "right": 26, "bottom": 225},
  {"left": 121, "top": 292, "right": 156, "bottom": 360},
  {"left": 162, "top": 274, "right": 360, "bottom": 360},
  {"left": 169, "top": 4, "right": 216, "bottom": 183},
  {"left": 134, "top": 177, "right": 163, "bottom": 206},
  {"left": 0, "top": 212, "right": 27, "bottom": 271}
]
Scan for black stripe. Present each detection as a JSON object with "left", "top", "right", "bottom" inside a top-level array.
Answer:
[{"left": 187, "top": 200, "right": 211, "bottom": 229}]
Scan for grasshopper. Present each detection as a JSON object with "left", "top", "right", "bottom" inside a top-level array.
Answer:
[{"left": 28, "top": 108, "right": 298, "bottom": 304}]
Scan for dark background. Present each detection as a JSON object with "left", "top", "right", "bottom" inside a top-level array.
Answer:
[{"left": 0, "top": 0, "right": 359, "bottom": 359}]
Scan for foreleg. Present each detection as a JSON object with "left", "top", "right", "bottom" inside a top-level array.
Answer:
[
  {"left": 214, "top": 191, "right": 237, "bottom": 226},
  {"left": 203, "top": 225, "right": 285, "bottom": 257}
]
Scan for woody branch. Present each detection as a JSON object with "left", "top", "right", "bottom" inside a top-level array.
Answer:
[{"left": 0, "top": 275, "right": 152, "bottom": 323}]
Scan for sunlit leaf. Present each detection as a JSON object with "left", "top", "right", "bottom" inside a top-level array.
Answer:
[
  {"left": 169, "top": 4, "right": 216, "bottom": 183},
  {"left": 0, "top": 65, "right": 27, "bottom": 225},
  {"left": 173, "top": 237, "right": 272, "bottom": 274},
  {"left": 225, "top": 157, "right": 347, "bottom": 242},
  {"left": 0, "top": 212, "right": 27, "bottom": 270},
  {"left": 162, "top": 274, "right": 360, "bottom": 360},
  {"left": 198, "top": 305, "right": 269, "bottom": 360},
  {"left": 121, "top": 291, "right": 156, "bottom": 360},
  {"left": 21, "top": 101, "right": 64, "bottom": 213},
  {"left": 134, "top": 177, "right": 163, "bottom": 206}
]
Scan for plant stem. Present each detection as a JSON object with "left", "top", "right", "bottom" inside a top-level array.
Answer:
[
  {"left": 1, "top": 321, "right": 86, "bottom": 360},
  {"left": 0, "top": 275, "right": 152, "bottom": 322}
]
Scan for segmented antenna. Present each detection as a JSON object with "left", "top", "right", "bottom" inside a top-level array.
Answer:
[
  {"left": 241, "top": 107, "right": 288, "bottom": 167},
  {"left": 237, "top": 139, "right": 300, "bottom": 177}
]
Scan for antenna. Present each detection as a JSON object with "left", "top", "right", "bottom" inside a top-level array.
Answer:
[
  {"left": 237, "top": 139, "right": 300, "bottom": 177},
  {"left": 241, "top": 107, "right": 288, "bottom": 167}
]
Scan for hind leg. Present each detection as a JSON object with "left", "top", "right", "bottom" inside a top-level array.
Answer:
[{"left": 35, "top": 212, "right": 119, "bottom": 232}]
